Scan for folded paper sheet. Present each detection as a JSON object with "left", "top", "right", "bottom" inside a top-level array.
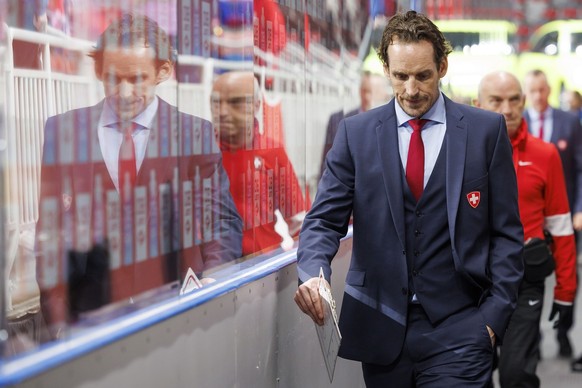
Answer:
[{"left": 315, "top": 267, "right": 342, "bottom": 383}]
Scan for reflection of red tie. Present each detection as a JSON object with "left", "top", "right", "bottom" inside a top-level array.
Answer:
[
  {"left": 118, "top": 122, "right": 137, "bottom": 188},
  {"left": 538, "top": 112, "right": 545, "bottom": 140},
  {"left": 406, "top": 119, "right": 428, "bottom": 201}
]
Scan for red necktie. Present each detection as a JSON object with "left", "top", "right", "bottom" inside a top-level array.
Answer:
[
  {"left": 538, "top": 112, "right": 545, "bottom": 140},
  {"left": 406, "top": 119, "right": 428, "bottom": 201},
  {"left": 118, "top": 122, "right": 137, "bottom": 188}
]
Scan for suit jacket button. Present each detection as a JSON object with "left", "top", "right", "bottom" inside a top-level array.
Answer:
[{"left": 401, "top": 287, "right": 408, "bottom": 295}]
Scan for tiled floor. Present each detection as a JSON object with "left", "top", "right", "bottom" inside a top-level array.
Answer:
[{"left": 493, "top": 263, "right": 582, "bottom": 387}]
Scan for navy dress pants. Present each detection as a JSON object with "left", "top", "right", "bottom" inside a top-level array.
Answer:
[{"left": 362, "top": 304, "right": 494, "bottom": 387}]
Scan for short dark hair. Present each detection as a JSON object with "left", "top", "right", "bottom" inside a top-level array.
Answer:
[
  {"left": 377, "top": 11, "right": 452, "bottom": 70},
  {"left": 89, "top": 14, "right": 176, "bottom": 73}
]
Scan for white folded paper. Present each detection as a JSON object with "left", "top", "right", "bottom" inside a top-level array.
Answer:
[{"left": 315, "top": 267, "right": 342, "bottom": 383}]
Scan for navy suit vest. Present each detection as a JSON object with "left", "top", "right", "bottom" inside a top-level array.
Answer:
[{"left": 403, "top": 138, "right": 478, "bottom": 324}]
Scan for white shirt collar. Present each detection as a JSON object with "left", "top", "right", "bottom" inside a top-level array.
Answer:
[
  {"left": 528, "top": 106, "right": 552, "bottom": 120},
  {"left": 99, "top": 96, "right": 159, "bottom": 130},
  {"left": 395, "top": 92, "right": 446, "bottom": 128}
]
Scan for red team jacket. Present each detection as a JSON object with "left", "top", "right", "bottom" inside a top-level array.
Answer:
[
  {"left": 511, "top": 119, "right": 577, "bottom": 303},
  {"left": 221, "top": 104, "right": 308, "bottom": 256}
]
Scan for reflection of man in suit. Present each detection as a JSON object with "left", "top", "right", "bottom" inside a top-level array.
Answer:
[
  {"left": 319, "top": 71, "right": 392, "bottom": 177},
  {"left": 36, "top": 14, "right": 242, "bottom": 339},
  {"left": 523, "top": 69, "right": 582, "bottom": 357},
  {"left": 211, "top": 71, "right": 307, "bottom": 256},
  {"left": 295, "top": 11, "right": 523, "bottom": 387}
]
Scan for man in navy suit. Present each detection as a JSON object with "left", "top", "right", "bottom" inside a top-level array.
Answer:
[
  {"left": 294, "top": 11, "right": 524, "bottom": 387},
  {"left": 523, "top": 69, "right": 582, "bottom": 358}
]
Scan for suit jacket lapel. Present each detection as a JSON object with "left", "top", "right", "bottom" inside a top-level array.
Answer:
[
  {"left": 142, "top": 99, "right": 176, "bottom": 184},
  {"left": 141, "top": 112, "right": 158, "bottom": 181},
  {"left": 376, "top": 101, "right": 406, "bottom": 249},
  {"left": 70, "top": 104, "right": 104, "bottom": 198},
  {"left": 84, "top": 101, "right": 112, "bottom": 188},
  {"left": 444, "top": 98, "right": 467, "bottom": 246}
]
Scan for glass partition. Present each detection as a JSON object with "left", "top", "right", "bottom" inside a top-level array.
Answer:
[
  {"left": 4, "top": 0, "right": 579, "bottom": 376},
  {"left": 1, "top": 0, "right": 367, "bottom": 360}
]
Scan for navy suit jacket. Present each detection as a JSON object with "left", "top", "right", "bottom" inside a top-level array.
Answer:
[
  {"left": 298, "top": 95, "right": 524, "bottom": 365},
  {"left": 524, "top": 109, "right": 582, "bottom": 213}
]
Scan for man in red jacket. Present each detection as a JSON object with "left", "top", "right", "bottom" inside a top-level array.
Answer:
[
  {"left": 211, "top": 71, "right": 307, "bottom": 256},
  {"left": 475, "top": 70, "right": 578, "bottom": 387}
]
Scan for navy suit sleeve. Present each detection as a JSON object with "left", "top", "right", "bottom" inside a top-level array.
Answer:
[
  {"left": 197, "top": 120, "right": 243, "bottom": 270},
  {"left": 479, "top": 115, "right": 524, "bottom": 340},
  {"left": 199, "top": 159, "right": 243, "bottom": 270},
  {"left": 298, "top": 119, "right": 354, "bottom": 283}
]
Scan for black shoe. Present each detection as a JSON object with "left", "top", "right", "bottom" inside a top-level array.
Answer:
[
  {"left": 558, "top": 333, "right": 573, "bottom": 358},
  {"left": 572, "top": 355, "right": 582, "bottom": 372}
]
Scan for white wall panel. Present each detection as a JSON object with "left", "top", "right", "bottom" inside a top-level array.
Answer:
[{"left": 9, "top": 237, "right": 364, "bottom": 388}]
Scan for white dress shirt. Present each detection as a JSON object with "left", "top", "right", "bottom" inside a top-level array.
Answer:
[
  {"left": 396, "top": 93, "right": 447, "bottom": 189},
  {"left": 98, "top": 97, "right": 159, "bottom": 191},
  {"left": 527, "top": 107, "right": 553, "bottom": 142}
]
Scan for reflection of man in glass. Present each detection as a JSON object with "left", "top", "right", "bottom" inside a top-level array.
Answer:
[
  {"left": 211, "top": 71, "right": 307, "bottom": 256},
  {"left": 36, "top": 14, "right": 242, "bottom": 340}
]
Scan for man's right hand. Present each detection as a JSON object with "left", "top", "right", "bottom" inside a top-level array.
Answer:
[{"left": 294, "top": 277, "right": 327, "bottom": 326}]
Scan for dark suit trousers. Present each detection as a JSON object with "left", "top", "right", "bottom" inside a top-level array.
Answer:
[
  {"left": 362, "top": 304, "right": 494, "bottom": 388},
  {"left": 498, "top": 279, "right": 545, "bottom": 388}
]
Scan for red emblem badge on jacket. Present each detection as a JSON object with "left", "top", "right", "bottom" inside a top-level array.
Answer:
[{"left": 467, "top": 191, "right": 480, "bottom": 208}]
